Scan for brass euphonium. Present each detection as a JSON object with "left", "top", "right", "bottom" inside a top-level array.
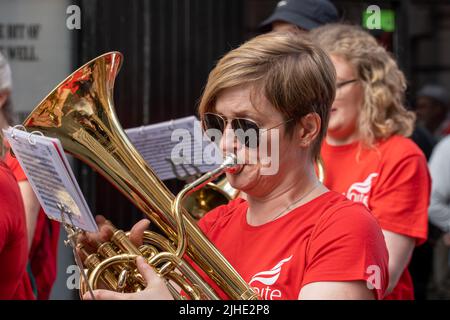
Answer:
[{"left": 22, "top": 52, "right": 258, "bottom": 300}]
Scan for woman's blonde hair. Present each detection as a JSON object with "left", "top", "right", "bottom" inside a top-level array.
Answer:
[
  {"left": 310, "top": 23, "right": 415, "bottom": 147},
  {"left": 198, "top": 31, "right": 336, "bottom": 160}
]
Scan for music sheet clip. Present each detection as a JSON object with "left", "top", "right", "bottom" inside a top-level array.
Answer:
[{"left": 10, "top": 124, "right": 26, "bottom": 139}]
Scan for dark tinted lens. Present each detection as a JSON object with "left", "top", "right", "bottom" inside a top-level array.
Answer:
[
  {"left": 202, "top": 113, "right": 226, "bottom": 144},
  {"left": 232, "top": 118, "right": 260, "bottom": 148},
  {"left": 203, "top": 113, "right": 225, "bottom": 132}
]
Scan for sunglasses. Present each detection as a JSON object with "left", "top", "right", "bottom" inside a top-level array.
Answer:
[{"left": 201, "top": 112, "right": 292, "bottom": 148}]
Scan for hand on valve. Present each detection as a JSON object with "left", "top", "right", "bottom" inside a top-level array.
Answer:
[{"left": 78, "top": 215, "right": 173, "bottom": 300}]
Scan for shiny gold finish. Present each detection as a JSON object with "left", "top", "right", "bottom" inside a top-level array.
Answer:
[
  {"left": 183, "top": 178, "right": 238, "bottom": 219},
  {"left": 23, "top": 52, "right": 257, "bottom": 300}
]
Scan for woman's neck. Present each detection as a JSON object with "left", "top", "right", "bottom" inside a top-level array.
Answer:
[
  {"left": 326, "top": 132, "right": 359, "bottom": 146},
  {"left": 245, "top": 162, "right": 326, "bottom": 226}
]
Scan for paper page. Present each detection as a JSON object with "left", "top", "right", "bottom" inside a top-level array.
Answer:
[
  {"left": 125, "top": 116, "right": 222, "bottom": 181},
  {"left": 3, "top": 127, "right": 98, "bottom": 232}
]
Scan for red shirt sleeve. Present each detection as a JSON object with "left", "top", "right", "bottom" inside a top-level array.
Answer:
[
  {"left": 0, "top": 162, "right": 34, "bottom": 299},
  {"left": 301, "top": 203, "right": 389, "bottom": 300},
  {"left": 4, "top": 152, "right": 28, "bottom": 182},
  {"left": 370, "top": 154, "right": 430, "bottom": 245},
  {"left": 0, "top": 196, "right": 10, "bottom": 253}
]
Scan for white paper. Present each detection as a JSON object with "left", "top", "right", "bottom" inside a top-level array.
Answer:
[
  {"left": 3, "top": 127, "right": 98, "bottom": 232},
  {"left": 125, "top": 116, "right": 222, "bottom": 181}
]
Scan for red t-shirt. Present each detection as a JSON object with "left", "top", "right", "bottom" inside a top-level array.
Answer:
[
  {"left": 198, "top": 192, "right": 389, "bottom": 300},
  {"left": 0, "top": 161, "right": 34, "bottom": 299},
  {"left": 5, "top": 153, "right": 60, "bottom": 300},
  {"left": 321, "top": 135, "right": 430, "bottom": 300}
]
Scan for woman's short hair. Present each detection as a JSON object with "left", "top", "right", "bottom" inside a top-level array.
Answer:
[
  {"left": 198, "top": 31, "right": 336, "bottom": 160},
  {"left": 310, "top": 23, "right": 415, "bottom": 147}
]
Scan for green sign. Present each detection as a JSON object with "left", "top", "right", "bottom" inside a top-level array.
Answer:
[{"left": 362, "top": 8, "right": 395, "bottom": 32}]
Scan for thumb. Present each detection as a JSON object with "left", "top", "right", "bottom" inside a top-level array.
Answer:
[
  {"left": 136, "top": 256, "right": 161, "bottom": 287},
  {"left": 83, "top": 289, "right": 129, "bottom": 300},
  {"left": 129, "top": 219, "right": 151, "bottom": 247}
]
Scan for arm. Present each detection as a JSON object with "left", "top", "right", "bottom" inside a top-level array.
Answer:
[
  {"left": 17, "top": 181, "right": 41, "bottom": 250},
  {"left": 300, "top": 205, "right": 389, "bottom": 300},
  {"left": 299, "top": 281, "right": 375, "bottom": 300},
  {"left": 368, "top": 151, "right": 430, "bottom": 295},
  {"left": 381, "top": 230, "right": 415, "bottom": 296},
  {"left": 428, "top": 138, "right": 450, "bottom": 232}
]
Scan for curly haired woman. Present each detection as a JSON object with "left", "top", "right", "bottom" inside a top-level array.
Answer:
[{"left": 311, "top": 24, "right": 430, "bottom": 300}]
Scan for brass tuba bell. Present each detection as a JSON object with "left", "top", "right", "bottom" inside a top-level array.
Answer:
[{"left": 22, "top": 52, "right": 257, "bottom": 300}]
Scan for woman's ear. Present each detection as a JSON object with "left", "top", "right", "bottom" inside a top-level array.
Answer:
[{"left": 297, "top": 112, "right": 321, "bottom": 148}]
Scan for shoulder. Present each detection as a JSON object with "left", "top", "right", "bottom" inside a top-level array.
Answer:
[
  {"left": 313, "top": 191, "right": 383, "bottom": 239},
  {"left": 198, "top": 198, "right": 247, "bottom": 234},
  {"left": 374, "top": 136, "right": 429, "bottom": 179},
  {"left": 377, "top": 135, "right": 425, "bottom": 160}
]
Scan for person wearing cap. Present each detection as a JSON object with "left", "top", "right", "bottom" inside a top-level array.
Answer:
[
  {"left": 415, "top": 84, "right": 450, "bottom": 140},
  {"left": 0, "top": 52, "right": 59, "bottom": 299},
  {"left": 259, "top": 0, "right": 339, "bottom": 33}
]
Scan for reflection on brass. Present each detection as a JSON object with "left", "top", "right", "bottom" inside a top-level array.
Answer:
[
  {"left": 317, "top": 156, "right": 325, "bottom": 183},
  {"left": 23, "top": 52, "right": 258, "bottom": 300},
  {"left": 183, "top": 180, "right": 235, "bottom": 219}
]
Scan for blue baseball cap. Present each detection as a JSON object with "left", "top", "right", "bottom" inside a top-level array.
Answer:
[{"left": 259, "top": 0, "right": 339, "bottom": 31}]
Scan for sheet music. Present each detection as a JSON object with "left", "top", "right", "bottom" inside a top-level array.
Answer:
[
  {"left": 3, "top": 127, "right": 98, "bottom": 232},
  {"left": 125, "top": 116, "right": 222, "bottom": 181}
]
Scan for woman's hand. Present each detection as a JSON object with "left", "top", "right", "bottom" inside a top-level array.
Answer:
[
  {"left": 82, "top": 256, "right": 174, "bottom": 300},
  {"left": 80, "top": 215, "right": 173, "bottom": 300},
  {"left": 77, "top": 215, "right": 150, "bottom": 256}
]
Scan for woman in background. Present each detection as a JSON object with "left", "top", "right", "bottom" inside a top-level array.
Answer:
[
  {"left": 0, "top": 52, "right": 59, "bottom": 299},
  {"left": 311, "top": 24, "right": 430, "bottom": 300},
  {"left": 0, "top": 131, "right": 34, "bottom": 299}
]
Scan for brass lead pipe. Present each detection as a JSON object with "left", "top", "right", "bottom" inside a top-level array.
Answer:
[{"left": 171, "top": 154, "right": 237, "bottom": 259}]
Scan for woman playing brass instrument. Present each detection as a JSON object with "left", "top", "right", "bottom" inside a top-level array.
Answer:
[{"left": 83, "top": 32, "right": 389, "bottom": 300}]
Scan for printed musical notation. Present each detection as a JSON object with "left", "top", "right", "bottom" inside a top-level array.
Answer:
[
  {"left": 125, "top": 116, "right": 221, "bottom": 181},
  {"left": 3, "top": 127, "right": 98, "bottom": 232}
]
